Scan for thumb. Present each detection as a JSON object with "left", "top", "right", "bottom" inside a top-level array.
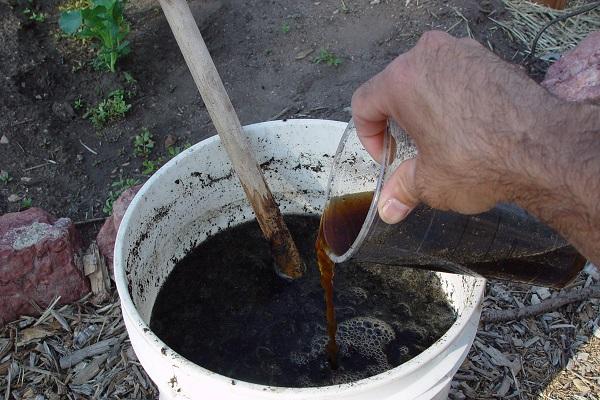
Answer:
[{"left": 378, "top": 158, "right": 420, "bottom": 224}]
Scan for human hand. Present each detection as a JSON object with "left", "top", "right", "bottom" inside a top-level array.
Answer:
[{"left": 351, "top": 31, "right": 558, "bottom": 224}]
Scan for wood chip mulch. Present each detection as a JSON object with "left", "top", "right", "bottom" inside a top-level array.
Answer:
[{"left": 0, "top": 292, "right": 157, "bottom": 400}]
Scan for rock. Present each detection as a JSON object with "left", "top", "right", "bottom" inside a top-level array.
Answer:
[
  {"left": 97, "top": 185, "right": 142, "bottom": 271},
  {"left": 51, "top": 102, "right": 75, "bottom": 121},
  {"left": 542, "top": 32, "right": 600, "bottom": 104},
  {"left": 530, "top": 294, "right": 541, "bottom": 305},
  {"left": 534, "top": 286, "right": 552, "bottom": 300},
  {"left": 295, "top": 48, "right": 314, "bottom": 60},
  {"left": 7, "top": 194, "right": 20, "bottom": 202},
  {"left": 0, "top": 135, "right": 8, "bottom": 144},
  {"left": 0, "top": 208, "right": 89, "bottom": 326},
  {"left": 164, "top": 134, "right": 178, "bottom": 149}
]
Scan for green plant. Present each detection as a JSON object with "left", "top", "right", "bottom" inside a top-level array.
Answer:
[
  {"left": 313, "top": 49, "right": 342, "bottom": 67},
  {"left": 85, "top": 89, "right": 131, "bottom": 128},
  {"left": 123, "top": 71, "right": 136, "bottom": 84},
  {"left": 23, "top": 0, "right": 45, "bottom": 22},
  {"left": 73, "top": 97, "right": 85, "bottom": 110},
  {"left": 21, "top": 197, "right": 32, "bottom": 209},
  {"left": 133, "top": 128, "right": 155, "bottom": 158},
  {"left": 59, "top": 0, "right": 130, "bottom": 72},
  {"left": 340, "top": 0, "right": 349, "bottom": 13},
  {"left": 166, "top": 143, "right": 191, "bottom": 159},
  {"left": 142, "top": 158, "right": 163, "bottom": 175},
  {"left": 0, "top": 171, "right": 12, "bottom": 185},
  {"left": 103, "top": 177, "right": 138, "bottom": 215},
  {"left": 24, "top": 8, "right": 46, "bottom": 22},
  {"left": 281, "top": 21, "right": 290, "bottom": 34}
]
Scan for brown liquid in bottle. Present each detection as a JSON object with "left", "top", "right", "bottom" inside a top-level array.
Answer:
[{"left": 315, "top": 192, "right": 374, "bottom": 369}]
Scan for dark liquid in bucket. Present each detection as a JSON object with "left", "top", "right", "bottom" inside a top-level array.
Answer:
[{"left": 150, "top": 215, "right": 455, "bottom": 387}]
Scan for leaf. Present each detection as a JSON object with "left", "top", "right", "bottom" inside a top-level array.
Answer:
[
  {"left": 17, "top": 327, "right": 55, "bottom": 346},
  {"left": 59, "top": 11, "right": 82, "bottom": 34},
  {"left": 117, "top": 40, "right": 130, "bottom": 55},
  {"left": 572, "top": 378, "right": 590, "bottom": 394}
]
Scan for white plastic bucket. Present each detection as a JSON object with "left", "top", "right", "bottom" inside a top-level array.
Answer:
[{"left": 114, "top": 119, "right": 486, "bottom": 400}]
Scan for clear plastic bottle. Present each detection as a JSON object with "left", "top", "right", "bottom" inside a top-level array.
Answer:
[{"left": 321, "top": 120, "right": 586, "bottom": 288}]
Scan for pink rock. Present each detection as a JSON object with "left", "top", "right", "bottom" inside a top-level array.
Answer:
[
  {"left": 97, "top": 185, "right": 142, "bottom": 270},
  {"left": 542, "top": 32, "right": 600, "bottom": 104},
  {"left": 0, "top": 208, "right": 90, "bottom": 326}
]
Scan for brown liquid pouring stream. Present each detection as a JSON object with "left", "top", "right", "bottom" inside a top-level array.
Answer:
[{"left": 316, "top": 192, "right": 374, "bottom": 368}]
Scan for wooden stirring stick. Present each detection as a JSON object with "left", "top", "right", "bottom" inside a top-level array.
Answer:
[{"left": 158, "top": 0, "right": 304, "bottom": 279}]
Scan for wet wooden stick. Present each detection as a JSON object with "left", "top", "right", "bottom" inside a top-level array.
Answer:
[{"left": 157, "top": 0, "right": 304, "bottom": 279}]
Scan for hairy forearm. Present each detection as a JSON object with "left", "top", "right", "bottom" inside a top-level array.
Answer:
[{"left": 507, "top": 101, "right": 600, "bottom": 264}]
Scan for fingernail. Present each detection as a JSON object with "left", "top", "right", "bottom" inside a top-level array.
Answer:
[{"left": 380, "top": 198, "right": 411, "bottom": 224}]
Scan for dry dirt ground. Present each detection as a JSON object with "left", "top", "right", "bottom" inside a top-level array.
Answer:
[
  {"left": 1, "top": 0, "right": 598, "bottom": 399},
  {"left": 1, "top": 0, "right": 517, "bottom": 221}
]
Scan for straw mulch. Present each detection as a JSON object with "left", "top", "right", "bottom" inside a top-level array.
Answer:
[{"left": 492, "top": 0, "right": 600, "bottom": 60}]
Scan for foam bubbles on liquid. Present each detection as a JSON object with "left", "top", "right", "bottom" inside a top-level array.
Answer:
[
  {"left": 337, "top": 316, "right": 395, "bottom": 377},
  {"left": 290, "top": 316, "right": 396, "bottom": 384},
  {"left": 290, "top": 351, "right": 309, "bottom": 366}
]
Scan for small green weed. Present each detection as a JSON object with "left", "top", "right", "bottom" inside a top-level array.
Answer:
[
  {"left": 133, "top": 128, "right": 155, "bottom": 158},
  {"left": 21, "top": 198, "right": 32, "bottom": 209},
  {"left": 0, "top": 171, "right": 12, "bottom": 185},
  {"left": 86, "top": 89, "right": 131, "bottom": 128},
  {"left": 59, "top": 0, "right": 130, "bottom": 72},
  {"left": 166, "top": 143, "right": 191, "bottom": 159},
  {"left": 24, "top": 8, "right": 46, "bottom": 22},
  {"left": 340, "top": 0, "right": 350, "bottom": 13},
  {"left": 103, "top": 177, "right": 138, "bottom": 215},
  {"left": 73, "top": 97, "right": 85, "bottom": 110},
  {"left": 313, "top": 49, "right": 342, "bottom": 67},
  {"left": 123, "top": 71, "right": 136, "bottom": 84},
  {"left": 281, "top": 21, "right": 290, "bottom": 34},
  {"left": 142, "top": 158, "right": 163, "bottom": 176},
  {"left": 23, "top": 0, "right": 45, "bottom": 22}
]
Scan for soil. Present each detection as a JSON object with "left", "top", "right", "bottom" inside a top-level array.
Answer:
[
  {"left": 150, "top": 215, "right": 456, "bottom": 387},
  {"left": 1, "top": 0, "right": 523, "bottom": 225}
]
